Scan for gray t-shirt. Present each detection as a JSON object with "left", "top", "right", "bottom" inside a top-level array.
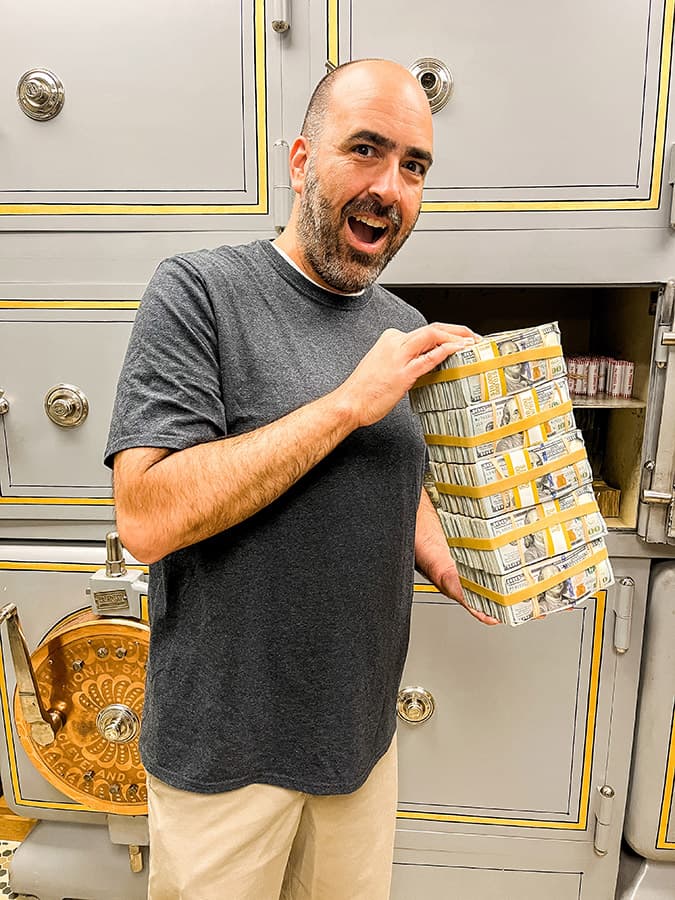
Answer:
[{"left": 105, "top": 239, "right": 427, "bottom": 795}]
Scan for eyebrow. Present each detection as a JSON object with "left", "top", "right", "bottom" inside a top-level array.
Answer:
[{"left": 347, "top": 130, "right": 434, "bottom": 167}]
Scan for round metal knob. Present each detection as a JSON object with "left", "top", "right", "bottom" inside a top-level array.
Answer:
[
  {"left": 397, "top": 686, "right": 435, "bottom": 724},
  {"left": 17, "top": 69, "right": 65, "bottom": 121},
  {"left": 409, "top": 58, "right": 453, "bottom": 114},
  {"left": 0, "top": 390, "right": 9, "bottom": 416},
  {"left": 96, "top": 704, "right": 140, "bottom": 744},
  {"left": 44, "top": 384, "right": 89, "bottom": 427}
]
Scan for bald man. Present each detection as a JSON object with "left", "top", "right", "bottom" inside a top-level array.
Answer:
[{"left": 106, "top": 59, "right": 497, "bottom": 900}]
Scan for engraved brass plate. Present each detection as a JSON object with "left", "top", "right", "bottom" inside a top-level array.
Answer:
[{"left": 14, "top": 614, "right": 149, "bottom": 815}]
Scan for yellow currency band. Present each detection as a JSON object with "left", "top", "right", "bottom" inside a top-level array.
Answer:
[
  {"left": 413, "top": 345, "right": 562, "bottom": 387},
  {"left": 459, "top": 545, "right": 609, "bottom": 607},
  {"left": 424, "top": 400, "right": 573, "bottom": 448},
  {"left": 446, "top": 501, "right": 599, "bottom": 551},
  {"left": 436, "top": 446, "right": 587, "bottom": 498}
]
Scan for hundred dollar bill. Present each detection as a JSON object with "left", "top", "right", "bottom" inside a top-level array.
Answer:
[
  {"left": 441, "top": 492, "right": 607, "bottom": 575},
  {"left": 457, "top": 538, "right": 614, "bottom": 626},
  {"left": 461, "top": 557, "right": 614, "bottom": 626},
  {"left": 410, "top": 322, "right": 566, "bottom": 411}
]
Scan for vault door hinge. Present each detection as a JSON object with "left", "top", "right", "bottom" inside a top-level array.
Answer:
[
  {"left": 593, "top": 785, "right": 615, "bottom": 856},
  {"left": 273, "top": 140, "right": 293, "bottom": 234},
  {"left": 613, "top": 577, "right": 634, "bottom": 653},
  {"left": 271, "top": 0, "right": 291, "bottom": 33}
]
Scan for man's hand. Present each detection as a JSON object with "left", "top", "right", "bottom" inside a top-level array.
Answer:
[
  {"left": 415, "top": 488, "right": 500, "bottom": 626},
  {"left": 433, "top": 560, "right": 500, "bottom": 627},
  {"left": 338, "top": 322, "right": 479, "bottom": 428}
]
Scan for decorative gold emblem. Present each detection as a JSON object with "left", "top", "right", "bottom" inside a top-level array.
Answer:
[{"left": 14, "top": 613, "right": 149, "bottom": 815}]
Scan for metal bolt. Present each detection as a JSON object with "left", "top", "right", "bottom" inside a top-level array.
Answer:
[
  {"left": 109, "top": 784, "right": 121, "bottom": 796},
  {"left": 115, "top": 647, "right": 127, "bottom": 659},
  {"left": 72, "top": 659, "right": 85, "bottom": 671},
  {"left": 83, "top": 770, "right": 95, "bottom": 782},
  {"left": 96, "top": 647, "right": 109, "bottom": 659}
]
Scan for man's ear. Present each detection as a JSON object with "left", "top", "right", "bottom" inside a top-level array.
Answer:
[{"left": 288, "top": 136, "right": 310, "bottom": 194}]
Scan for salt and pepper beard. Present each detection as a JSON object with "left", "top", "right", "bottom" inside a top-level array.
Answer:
[{"left": 295, "top": 158, "right": 419, "bottom": 293}]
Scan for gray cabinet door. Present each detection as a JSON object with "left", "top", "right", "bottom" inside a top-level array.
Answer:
[
  {"left": 0, "top": 311, "right": 131, "bottom": 530},
  {"left": 624, "top": 561, "right": 675, "bottom": 860},
  {"left": 306, "top": 0, "right": 675, "bottom": 283},
  {"left": 394, "top": 557, "right": 649, "bottom": 898},
  {"left": 0, "top": 0, "right": 280, "bottom": 233}
]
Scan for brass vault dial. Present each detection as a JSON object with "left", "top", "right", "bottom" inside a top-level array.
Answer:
[{"left": 3, "top": 606, "right": 149, "bottom": 815}]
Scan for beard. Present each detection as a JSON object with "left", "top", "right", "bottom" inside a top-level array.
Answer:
[{"left": 295, "top": 161, "right": 419, "bottom": 293}]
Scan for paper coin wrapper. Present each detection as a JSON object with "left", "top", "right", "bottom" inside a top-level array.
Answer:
[{"left": 411, "top": 322, "right": 614, "bottom": 625}]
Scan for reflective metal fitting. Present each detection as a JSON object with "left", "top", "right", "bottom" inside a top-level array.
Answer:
[
  {"left": 17, "top": 68, "right": 65, "bottom": 121},
  {"left": 409, "top": 58, "right": 453, "bottom": 113},
  {"left": 397, "top": 686, "right": 435, "bottom": 724},
  {"left": 44, "top": 384, "right": 89, "bottom": 428},
  {"left": 96, "top": 704, "right": 140, "bottom": 743}
]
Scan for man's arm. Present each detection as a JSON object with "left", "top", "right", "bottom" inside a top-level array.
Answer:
[
  {"left": 114, "top": 323, "right": 476, "bottom": 564},
  {"left": 414, "top": 488, "right": 500, "bottom": 626}
]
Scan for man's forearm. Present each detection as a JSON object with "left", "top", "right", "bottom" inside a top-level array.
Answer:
[
  {"left": 414, "top": 488, "right": 452, "bottom": 583},
  {"left": 114, "top": 388, "right": 357, "bottom": 563},
  {"left": 114, "top": 322, "right": 479, "bottom": 563}
]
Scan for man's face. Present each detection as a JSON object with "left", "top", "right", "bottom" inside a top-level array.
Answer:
[{"left": 294, "top": 65, "right": 433, "bottom": 293}]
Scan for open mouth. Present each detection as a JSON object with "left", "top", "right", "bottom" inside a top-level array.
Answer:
[{"left": 347, "top": 214, "right": 389, "bottom": 248}]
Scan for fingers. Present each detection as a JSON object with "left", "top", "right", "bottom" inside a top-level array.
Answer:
[{"left": 402, "top": 323, "right": 478, "bottom": 358}]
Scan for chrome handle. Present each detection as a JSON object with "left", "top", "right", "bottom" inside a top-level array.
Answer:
[
  {"left": 96, "top": 704, "right": 140, "bottom": 743},
  {"left": 409, "top": 58, "right": 453, "bottom": 113},
  {"left": 44, "top": 383, "right": 89, "bottom": 427},
  {"left": 0, "top": 604, "right": 63, "bottom": 746},
  {"left": 17, "top": 68, "right": 65, "bottom": 121},
  {"left": 271, "top": 0, "right": 290, "bottom": 32},
  {"left": 397, "top": 686, "right": 435, "bottom": 724}
]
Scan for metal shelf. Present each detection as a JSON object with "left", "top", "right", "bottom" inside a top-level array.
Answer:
[{"left": 572, "top": 396, "right": 646, "bottom": 409}]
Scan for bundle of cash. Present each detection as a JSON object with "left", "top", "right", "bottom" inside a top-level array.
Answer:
[
  {"left": 431, "top": 429, "right": 591, "bottom": 518},
  {"left": 410, "top": 321, "right": 614, "bottom": 625},
  {"left": 418, "top": 376, "right": 572, "bottom": 464},
  {"left": 431, "top": 430, "right": 585, "bottom": 490},
  {"left": 426, "top": 409, "right": 577, "bottom": 465},
  {"left": 440, "top": 487, "right": 607, "bottom": 575},
  {"left": 456, "top": 540, "right": 614, "bottom": 626},
  {"left": 410, "top": 322, "right": 566, "bottom": 410}
]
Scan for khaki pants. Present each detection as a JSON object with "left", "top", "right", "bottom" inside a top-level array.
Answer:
[{"left": 147, "top": 736, "right": 397, "bottom": 900}]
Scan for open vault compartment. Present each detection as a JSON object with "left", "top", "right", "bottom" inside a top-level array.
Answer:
[{"left": 387, "top": 284, "right": 658, "bottom": 531}]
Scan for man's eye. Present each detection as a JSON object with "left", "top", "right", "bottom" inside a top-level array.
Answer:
[
  {"left": 404, "top": 160, "right": 426, "bottom": 177},
  {"left": 353, "top": 144, "right": 375, "bottom": 157}
]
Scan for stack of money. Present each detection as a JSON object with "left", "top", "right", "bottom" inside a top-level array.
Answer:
[{"left": 410, "top": 322, "right": 614, "bottom": 626}]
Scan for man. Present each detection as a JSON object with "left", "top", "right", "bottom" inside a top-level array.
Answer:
[{"left": 106, "top": 58, "right": 498, "bottom": 900}]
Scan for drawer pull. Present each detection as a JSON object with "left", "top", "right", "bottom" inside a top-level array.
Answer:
[
  {"left": 44, "top": 383, "right": 89, "bottom": 427},
  {"left": 17, "top": 68, "right": 65, "bottom": 121},
  {"left": 397, "top": 686, "right": 435, "bottom": 724}
]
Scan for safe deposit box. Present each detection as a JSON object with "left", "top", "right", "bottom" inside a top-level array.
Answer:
[{"left": 2, "top": 2, "right": 675, "bottom": 898}]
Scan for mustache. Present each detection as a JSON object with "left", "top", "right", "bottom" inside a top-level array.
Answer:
[{"left": 341, "top": 198, "right": 402, "bottom": 232}]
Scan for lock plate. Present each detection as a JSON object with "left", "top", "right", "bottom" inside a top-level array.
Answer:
[{"left": 14, "top": 612, "right": 149, "bottom": 814}]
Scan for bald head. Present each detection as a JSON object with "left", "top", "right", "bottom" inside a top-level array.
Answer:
[{"left": 302, "top": 59, "right": 431, "bottom": 144}]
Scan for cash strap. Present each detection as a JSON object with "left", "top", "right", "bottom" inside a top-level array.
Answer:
[
  {"left": 459, "top": 545, "right": 609, "bottom": 607},
  {"left": 446, "top": 501, "right": 600, "bottom": 550},
  {"left": 424, "top": 399, "right": 573, "bottom": 448},
  {"left": 435, "top": 446, "right": 587, "bottom": 498},
  {"left": 413, "top": 345, "right": 563, "bottom": 387}
]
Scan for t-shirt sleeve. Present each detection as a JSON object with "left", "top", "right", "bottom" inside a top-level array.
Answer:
[{"left": 104, "top": 255, "right": 227, "bottom": 468}]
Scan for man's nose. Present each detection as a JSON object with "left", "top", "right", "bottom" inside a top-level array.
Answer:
[{"left": 368, "top": 157, "right": 402, "bottom": 208}]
